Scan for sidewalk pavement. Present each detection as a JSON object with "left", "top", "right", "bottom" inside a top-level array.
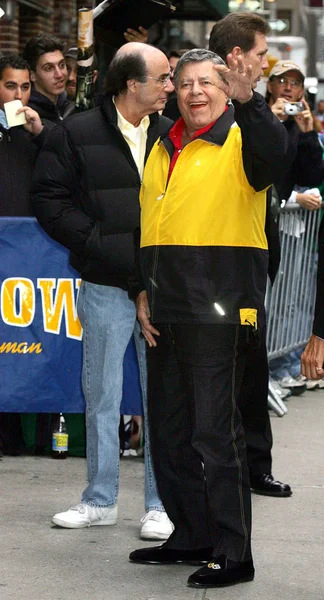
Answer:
[{"left": 1, "top": 390, "right": 323, "bottom": 600}]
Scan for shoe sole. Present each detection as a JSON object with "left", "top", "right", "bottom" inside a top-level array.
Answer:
[
  {"left": 187, "top": 573, "right": 255, "bottom": 588},
  {"left": 52, "top": 517, "right": 117, "bottom": 528},
  {"left": 285, "top": 387, "right": 306, "bottom": 396},
  {"left": 129, "top": 558, "right": 209, "bottom": 566},
  {"left": 251, "top": 489, "right": 292, "bottom": 498},
  {"left": 140, "top": 531, "right": 173, "bottom": 541}
]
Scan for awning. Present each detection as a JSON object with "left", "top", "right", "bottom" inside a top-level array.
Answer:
[
  {"left": 17, "top": 0, "right": 51, "bottom": 15},
  {"left": 172, "top": 0, "right": 228, "bottom": 20}
]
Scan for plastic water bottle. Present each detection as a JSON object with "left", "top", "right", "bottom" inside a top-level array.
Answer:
[{"left": 52, "top": 414, "right": 68, "bottom": 459}]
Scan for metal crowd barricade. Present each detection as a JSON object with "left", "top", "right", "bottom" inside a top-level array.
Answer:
[{"left": 265, "top": 203, "right": 323, "bottom": 416}]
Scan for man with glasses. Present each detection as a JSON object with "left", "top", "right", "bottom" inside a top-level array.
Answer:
[
  {"left": 266, "top": 60, "right": 324, "bottom": 391},
  {"left": 266, "top": 60, "right": 322, "bottom": 203},
  {"left": 31, "top": 42, "right": 174, "bottom": 539},
  {"left": 209, "top": 13, "right": 294, "bottom": 499}
]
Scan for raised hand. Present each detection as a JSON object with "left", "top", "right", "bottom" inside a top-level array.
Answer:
[
  {"left": 213, "top": 53, "right": 253, "bottom": 104},
  {"left": 294, "top": 98, "right": 314, "bottom": 133}
]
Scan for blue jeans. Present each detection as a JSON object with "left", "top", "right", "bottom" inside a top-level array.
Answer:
[
  {"left": 269, "top": 349, "right": 303, "bottom": 380},
  {"left": 77, "top": 281, "right": 163, "bottom": 511}
]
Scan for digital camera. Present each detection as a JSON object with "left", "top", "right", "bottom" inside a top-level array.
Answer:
[{"left": 284, "top": 101, "right": 304, "bottom": 116}]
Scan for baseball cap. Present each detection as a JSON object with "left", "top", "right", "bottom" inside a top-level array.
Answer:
[
  {"left": 65, "top": 47, "right": 77, "bottom": 60},
  {"left": 268, "top": 60, "right": 305, "bottom": 81}
]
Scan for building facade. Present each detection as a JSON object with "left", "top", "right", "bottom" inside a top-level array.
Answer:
[{"left": 0, "top": 0, "right": 91, "bottom": 55}]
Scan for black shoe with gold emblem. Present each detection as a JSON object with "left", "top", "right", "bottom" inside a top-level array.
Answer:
[
  {"left": 129, "top": 543, "right": 213, "bottom": 565},
  {"left": 187, "top": 554, "right": 255, "bottom": 588}
]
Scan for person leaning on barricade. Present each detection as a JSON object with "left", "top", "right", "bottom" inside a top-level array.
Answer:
[
  {"left": 128, "top": 47, "right": 291, "bottom": 588},
  {"left": 266, "top": 60, "right": 324, "bottom": 394},
  {"left": 266, "top": 60, "right": 324, "bottom": 209},
  {"left": 209, "top": 12, "right": 292, "bottom": 498}
]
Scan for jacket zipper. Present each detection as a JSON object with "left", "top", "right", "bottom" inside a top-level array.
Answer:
[{"left": 150, "top": 140, "right": 171, "bottom": 321}]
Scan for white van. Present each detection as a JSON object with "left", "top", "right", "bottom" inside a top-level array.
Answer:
[{"left": 256, "top": 36, "right": 309, "bottom": 96}]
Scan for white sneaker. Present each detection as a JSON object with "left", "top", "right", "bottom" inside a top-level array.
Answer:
[
  {"left": 52, "top": 503, "right": 118, "bottom": 529},
  {"left": 279, "top": 376, "right": 306, "bottom": 396},
  {"left": 140, "top": 510, "right": 174, "bottom": 540},
  {"left": 306, "top": 379, "right": 319, "bottom": 390}
]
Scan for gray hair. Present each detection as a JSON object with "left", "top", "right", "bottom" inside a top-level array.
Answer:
[{"left": 173, "top": 48, "right": 226, "bottom": 89}]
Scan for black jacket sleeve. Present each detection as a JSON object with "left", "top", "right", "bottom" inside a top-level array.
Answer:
[
  {"left": 294, "top": 130, "right": 323, "bottom": 186},
  {"left": 275, "top": 129, "right": 324, "bottom": 201},
  {"left": 128, "top": 226, "right": 145, "bottom": 300},
  {"left": 313, "top": 215, "right": 324, "bottom": 338},
  {"left": 31, "top": 124, "right": 97, "bottom": 258},
  {"left": 265, "top": 188, "right": 281, "bottom": 284},
  {"left": 232, "top": 91, "right": 292, "bottom": 192}
]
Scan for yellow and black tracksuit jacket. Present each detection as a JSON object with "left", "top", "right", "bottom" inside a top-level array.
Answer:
[{"left": 138, "top": 92, "right": 290, "bottom": 327}]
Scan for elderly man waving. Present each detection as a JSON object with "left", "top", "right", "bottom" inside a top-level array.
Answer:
[{"left": 129, "top": 48, "right": 290, "bottom": 588}]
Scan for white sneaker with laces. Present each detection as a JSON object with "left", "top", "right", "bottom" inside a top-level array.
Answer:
[
  {"left": 52, "top": 503, "right": 118, "bottom": 528},
  {"left": 140, "top": 510, "right": 174, "bottom": 540}
]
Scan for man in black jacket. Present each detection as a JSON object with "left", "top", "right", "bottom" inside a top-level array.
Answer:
[
  {"left": 209, "top": 12, "right": 290, "bottom": 498},
  {"left": 266, "top": 60, "right": 323, "bottom": 202},
  {"left": 23, "top": 35, "right": 72, "bottom": 123},
  {"left": 0, "top": 54, "right": 45, "bottom": 214},
  {"left": 32, "top": 42, "right": 174, "bottom": 539},
  {"left": 209, "top": 13, "right": 323, "bottom": 499},
  {"left": 0, "top": 54, "right": 45, "bottom": 456}
]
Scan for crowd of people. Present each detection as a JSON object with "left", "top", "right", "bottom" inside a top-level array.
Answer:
[{"left": 1, "top": 10, "right": 324, "bottom": 589}]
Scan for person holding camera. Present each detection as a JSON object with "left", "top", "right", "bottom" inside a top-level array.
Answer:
[
  {"left": 266, "top": 60, "right": 324, "bottom": 390},
  {"left": 266, "top": 60, "right": 323, "bottom": 205}
]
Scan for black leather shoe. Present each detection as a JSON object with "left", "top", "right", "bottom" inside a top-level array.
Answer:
[
  {"left": 250, "top": 473, "right": 292, "bottom": 497},
  {"left": 129, "top": 543, "right": 213, "bottom": 565},
  {"left": 187, "top": 554, "right": 255, "bottom": 588}
]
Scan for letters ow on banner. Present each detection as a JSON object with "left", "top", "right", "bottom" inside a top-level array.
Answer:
[{"left": 0, "top": 218, "right": 142, "bottom": 414}]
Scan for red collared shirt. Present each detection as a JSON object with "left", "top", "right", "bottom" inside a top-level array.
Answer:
[{"left": 167, "top": 107, "right": 229, "bottom": 181}]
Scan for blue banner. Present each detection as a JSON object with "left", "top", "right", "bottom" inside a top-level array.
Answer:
[{"left": 0, "top": 218, "right": 142, "bottom": 414}]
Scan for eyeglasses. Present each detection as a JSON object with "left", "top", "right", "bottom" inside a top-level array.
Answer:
[
  {"left": 145, "top": 72, "right": 172, "bottom": 87},
  {"left": 275, "top": 76, "right": 303, "bottom": 88}
]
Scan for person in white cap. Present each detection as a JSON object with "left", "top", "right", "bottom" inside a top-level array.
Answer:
[
  {"left": 266, "top": 59, "right": 322, "bottom": 201},
  {"left": 266, "top": 59, "right": 324, "bottom": 390}
]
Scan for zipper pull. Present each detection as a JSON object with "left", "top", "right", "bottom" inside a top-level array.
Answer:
[{"left": 156, "top": 193, "right": 165, "bottom": 201}]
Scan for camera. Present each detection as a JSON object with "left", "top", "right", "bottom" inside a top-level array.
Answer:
[{"left": 284, "top": 101, "right": 304, "bottom": 116}]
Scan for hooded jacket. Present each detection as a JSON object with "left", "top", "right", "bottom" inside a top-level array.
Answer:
[
  {"left": 28, "top": 88, "right": 73, "bottom": 123},
  {"left": 138, "top": 92, "right": 290, "bottom": 328},
  {"left": 31, "top": 95, "right": 172, "bottom": 289}
]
